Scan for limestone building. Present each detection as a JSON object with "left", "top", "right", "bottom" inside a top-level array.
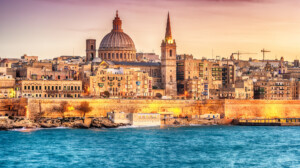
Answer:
[
  {"left": 0, "top": 75, "right": 15, "bottom": 98},
  {"left": 254, "top": 79, "right": 296, "bottom": 100},
  {"left": 21, "top": 80, "right": 82, "bottom": 98},
  {"left": 89, "top": 63, "right": 153, "bottom": 98}
]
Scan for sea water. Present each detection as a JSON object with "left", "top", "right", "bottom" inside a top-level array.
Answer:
[{"left": 0, "top": 126, "right": 299, "bottom": 168}]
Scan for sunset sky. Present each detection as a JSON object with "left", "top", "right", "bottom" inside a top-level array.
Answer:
[{"left": 0, "top": 0, "right": 300, "bottom": 61}]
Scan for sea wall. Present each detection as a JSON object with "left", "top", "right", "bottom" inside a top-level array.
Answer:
[
  {"left": 26, "top": 98, "right": 300, "bottom": 120},
  {"left": 224, "top": 99, "right": 300, "bottom": 119},
  {"left": 0, "top": 98, "right": 27, "bottom": 116},
  {"left": 27, "top": 98, "right": 215, "bottom": 119}
]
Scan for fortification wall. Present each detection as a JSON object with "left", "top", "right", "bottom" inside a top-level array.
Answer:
[
  {"left": 0, "top": 98, "right": 27, "bottom": 116},
  {"left": 224, "top": 100, "right": 300, "bottom": 119},
  {"left": 27, "top": 98, "right": 222, "bottom": 119},
  {"left": 26, "top": 98, "right": 300, "bottom": 120}
]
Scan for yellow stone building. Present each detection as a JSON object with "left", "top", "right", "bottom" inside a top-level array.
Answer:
[
  {"left": 254, "top": 79, "right": 296, "bottom": 100},
  {"left": 0, "top": 75, "right": 15, "bottom": 98},
  {"left": 89, "top": 63, "right": 153, "bottom": 98},
  {"left": 21, "top": 80, "right": 82, "bottom": 98}
]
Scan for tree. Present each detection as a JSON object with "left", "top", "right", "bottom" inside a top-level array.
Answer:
[
  {"left": 78, "top": 101, "right": 92, "bottom": 118},
  {"left": 156, "top": 93, "right": 162, "bottom": 98},
  {"left": 103, "top": 91, "right": 110, "bottom": 98},
  {"left": 59, "top": 101, "right": 68, "bottom": 118}
]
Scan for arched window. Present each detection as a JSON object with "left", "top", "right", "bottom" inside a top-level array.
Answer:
[
  {"left": 91, "top": 53, "right": 94, "bottom": 59},
  {"left": 124, "top": 53, "right": 126, "bottom": 59},
  {"left": 112, "top": 53, "right": 114, "bottom": 59},
  {"left": 116, "top": 53, "right": 119, "bottom": 59},
  {"left": 104, "top": 53, "right": 107, "bottom": 59},
  {"left": 108, "top": 53, "right": 111, "bottom": 59},
  {"left": 120, "top": 53, "right": 123, "bottom": 59},
  {"left": 91, "top": 45, "right": 94, "bottom": 50},
  {"left": 169, "top": 50, "right": 172, "bottom": 57}
]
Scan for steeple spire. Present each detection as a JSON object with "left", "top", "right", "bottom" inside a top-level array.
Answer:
[{"left": 165, "top": 12, "right": 173, "bottom": 43}]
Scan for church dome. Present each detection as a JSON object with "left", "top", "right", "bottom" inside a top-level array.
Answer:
[
  {"left": 99, "top": 31, "right": 135, "bottom": 51},
  {"left": 98, "top": 11, "right": 136, "bottom": 62}
]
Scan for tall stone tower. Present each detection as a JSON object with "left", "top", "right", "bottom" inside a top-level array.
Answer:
[
  {"left": 86, "top": 39, "right": 96, "bottom": 62},
  {"left": 161, "top": 13, "right": 177, "bottom": 97}
]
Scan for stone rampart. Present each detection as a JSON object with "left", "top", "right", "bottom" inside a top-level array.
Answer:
[
  {"left": 26, "top": 98, "right": 300, "bottom": 120},
  {"left": 224, "top": 99, "right": 300, "bottom": 119}
]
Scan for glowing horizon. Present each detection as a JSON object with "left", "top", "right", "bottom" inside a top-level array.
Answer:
[{"left": 0, "top": 0, "right": 300, "bottom": 61}]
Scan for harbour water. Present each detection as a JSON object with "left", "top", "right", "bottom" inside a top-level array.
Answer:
[{"left": 1, "top": 126, "right": 300, "bottom": 168}]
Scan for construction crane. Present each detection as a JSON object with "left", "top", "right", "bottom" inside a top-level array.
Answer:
[
  {"left": 261, "top": 48, "right": 271, "bottom": 62},
  {"left": 230, "top": 51, "right": 257, "bottom": 61}
]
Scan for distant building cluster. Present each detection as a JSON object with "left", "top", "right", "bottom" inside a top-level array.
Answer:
[{"left": 0, "top": 11, "right": 299, "bottom": 100}]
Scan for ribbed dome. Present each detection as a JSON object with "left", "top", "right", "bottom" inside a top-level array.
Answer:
[{"left": 99, "top": 31, "right": 135, "bottom": 51}]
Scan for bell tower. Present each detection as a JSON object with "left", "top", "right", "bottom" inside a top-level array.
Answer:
[
  {"left": 161, "top": 13, "right": 177, "bottom": 97},
  {"left": 86, "top": 39, "right": 96, "bottom": 62}
]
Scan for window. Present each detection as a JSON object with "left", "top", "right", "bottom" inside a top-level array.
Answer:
[
  {"left": 169, "top": 50, "right": 172, "bottom": 57},
  {"left": 32, "top": 86, "right": 34, "bottom": 90},
  {"left": 24, "top": 86, "right": 27, "bottom": 90},
  {"left": 91, "top": 45, "right": 94, "bottom": 50},
  {"left": 39, "top": 86, "right": 41, "bottom": 90},
  {"left": 58, "top": 75, "right": 60, "bottom": 79}
]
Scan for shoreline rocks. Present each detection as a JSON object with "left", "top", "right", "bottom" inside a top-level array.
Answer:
[
  {"left": 0, "top": 117, "right": 132, "bottom": 131},
  {"left": 0, "top": 117, "right": 231, "bottom": 131}
]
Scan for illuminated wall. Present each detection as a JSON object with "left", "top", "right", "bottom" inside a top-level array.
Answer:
[{"left": 26, "top": 98, "right": 300, "bottom": 120}]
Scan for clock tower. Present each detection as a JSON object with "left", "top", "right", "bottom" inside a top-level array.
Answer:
[{"left": 161, "top": 13, "right": 177, "bottom": 97}]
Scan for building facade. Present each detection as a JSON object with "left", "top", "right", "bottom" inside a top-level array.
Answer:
[
  {"left": 0, "top": 75, "right": 15, "bottom": 98},
  {"left": 21, "top": 80, "right": 82, "bottom": 98},
  {"left": 89, "top": 63, "right": 153, "bottom": 97}
]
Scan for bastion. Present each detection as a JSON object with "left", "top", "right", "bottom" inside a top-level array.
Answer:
[{"left": 23, "top": 98, "right": 300, "bottom": 120}]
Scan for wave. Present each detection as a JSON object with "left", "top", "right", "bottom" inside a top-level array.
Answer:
[{"left": 11, "top": 126, "right": 69, "bottom": 132}]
